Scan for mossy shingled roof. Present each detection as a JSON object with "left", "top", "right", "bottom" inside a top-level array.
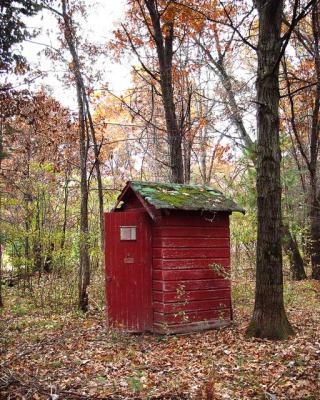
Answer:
[{"left": 129, "top": 181, "right": 244, "bottom": 213}]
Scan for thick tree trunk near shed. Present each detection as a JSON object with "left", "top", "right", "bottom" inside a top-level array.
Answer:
[{"left": 246, "top": 0, "right": 294, "bottom": 340}]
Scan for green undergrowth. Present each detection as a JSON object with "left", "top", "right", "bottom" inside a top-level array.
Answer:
[{"left": 1, "top": 277, "right": 319, "bottom": 331}]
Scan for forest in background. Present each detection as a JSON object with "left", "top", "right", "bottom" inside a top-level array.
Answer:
[{"left": 1, "top": 0, "right": 320, "bottom": 398}]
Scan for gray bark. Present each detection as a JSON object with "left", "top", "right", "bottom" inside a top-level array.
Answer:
[
  {"left": 246, "top": 0, "right": 294, "bottom": 340},
  {"left": 282, "top": 225, "right": 307, "bottom": 280},
  {"left": 144, "top": 0, "right": 185, "bottom": 183},
  {"left": 61, "top": 0, "right": 90, "bottom": 312},
  {"left": 0, "top": 122, "right": 3, "bottom": 307},
  {"left": 310, "top": 2, "right": 320, "bottom": 279}
]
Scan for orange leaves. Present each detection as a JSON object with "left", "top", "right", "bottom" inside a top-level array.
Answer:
[
  {"left": 91, "top": 90, "right": 136, "bottom": 170},
  {"left": 110, "top": 0, "right": 207, "bottom": 56},
  {"left": 161, "top": 2, "right": 178, "bottom": 24},
  {"left": 198, "top": 116, "right": 209, "bottom": 129},
  {"left": 113, "top": 29, "right": 127, "bottom": 47},
  {"left": 162, "top": 1, "right": 206, "bottom": 37},
  {"left": 1, "top": 90, "right": 77, "bottom": 189},
  {"left": 215, "top": 143, "right": 232, "bottom": 163}
]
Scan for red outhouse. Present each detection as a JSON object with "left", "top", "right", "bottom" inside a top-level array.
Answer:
[{"left": 105, "top": 181, "right": 244, "bottom": 334}]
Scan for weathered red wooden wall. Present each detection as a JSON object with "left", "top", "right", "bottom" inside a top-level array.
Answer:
[
  {"left": 152, "top": 211, "right": 231, "bottom": 334},
  {"left": 105, "top": 210, "right": 153, "bottom": 332}
]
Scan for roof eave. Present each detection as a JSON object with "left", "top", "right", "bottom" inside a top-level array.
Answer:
[
  {"left": 112, "top": 182, "right": 131, "bottom": 211},
  {"left": 112, "top": 181, "right": 161, "bottom": 221},
  {"left": 153, "top": 205, "right": 245, "bottom": 214}
]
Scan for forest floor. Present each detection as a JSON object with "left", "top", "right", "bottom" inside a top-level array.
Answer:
[{"left": 0, "top": 279, "right": 319, "bottom": 400}]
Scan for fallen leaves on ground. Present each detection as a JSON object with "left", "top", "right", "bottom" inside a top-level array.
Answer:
[{"left": 0, "top": 280, "right": 319, "bottom": 399}]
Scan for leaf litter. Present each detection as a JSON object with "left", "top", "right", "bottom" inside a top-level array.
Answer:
[{"left": 0, "top": 280, "right": 319, "bottom": 399}]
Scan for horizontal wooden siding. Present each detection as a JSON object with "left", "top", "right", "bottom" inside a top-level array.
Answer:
[{"left": 152, "top": 211, "right": 232, "bottom": 333}]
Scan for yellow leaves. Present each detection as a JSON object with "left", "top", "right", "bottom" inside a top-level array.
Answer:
[{"left": 91, "top": 90, "right": 136, "bottom": 164}]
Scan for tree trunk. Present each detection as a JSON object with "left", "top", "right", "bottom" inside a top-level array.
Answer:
[
  {"left": 282, "top": 225, "right": 307, "bottom": 280},
  {"left": 84, "top": 113, "right": 104, "bottom": 250},
  {"left": 310, "top": 191, "right": 320, "bottom": 279},
  {"left": 59, "top": 1, "right": 104, "bottom": 251},
  {"left": 0, "top": 121, "right": 3, "bottom": 307},
  {"left": 33, "top": 195, "right": 42, "bottom": 273},
  {"left": 0, "top": 241, "right": 3, "bottom": 308},
  {"left": 24, "top": 145, "right": 33, "bottom": 292},
  {"left": 246, "top": 0, "right": 294, "bottom": 340},
  {"left": 0, "top": 170, "right": 2, "bottom": 307},
  {"left": 310, "top": 3, "right": 320, "bottom": 280},
  {"left": 61, "top": 0, "right": 90, "bottom": 312},
  {"left": 145, "top": 0, "right": 184, "bottom": 183},
  {"left": 183, "top": 135, "right": 192, "bottom": 184},
  {"left": 60, "top": 170, "right": 69, "bottom": 251},
  {"left": 43, "top": 241, "right": 54, "bottom": 274},
  {"left": 77, "top": 80, "right": 90, "bottom": 313},
  {"left": 24, "top": 204, "right": 31, "bottom": 291}
]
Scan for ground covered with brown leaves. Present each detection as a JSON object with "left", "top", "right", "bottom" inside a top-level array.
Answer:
[{"left": 1, "top": 280, "right": 319, "bottom": 399}]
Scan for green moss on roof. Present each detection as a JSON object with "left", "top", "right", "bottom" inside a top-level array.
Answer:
[{"left": 130, "top": 181, "right": 244, "bottom": 213}]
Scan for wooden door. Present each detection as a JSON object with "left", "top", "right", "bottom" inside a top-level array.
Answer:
[{"left": 105, "top": 211, "right": 153, "bottom": 332}]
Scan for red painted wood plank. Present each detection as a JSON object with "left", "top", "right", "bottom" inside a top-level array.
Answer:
[
  {"left": 152, "top": 281, "right": 164, "bottom": 291},
  {"left": 155, "top": 237, "right": 229, "bottom": 248},
  {"left": 154, "top": 308, "right": 231, "bottom": 325},
  {"left": 153, "top": 288, "right": 231, "bottom": 303},
  {"left": 153, "top": 247, "right": 230, "bottom": 259},
  {"left": 153, "top": 298, "right": 231, "bottom": 313},
  {"left": 153, "top": 269, "right": 229, "bottom": 281},
  {"left": 153, "top": 226, "right": 229, "bottom": 238},
  {"left": 122, "top": 194, "right": 144, "bottom": 210},
  {"left": 159, "top": 212, "right": 229, "bottom": 227},
  {"left": 152, "top": 258, "right": 229, "bottom": 270},
  {"left": 105, "top": 211, "right": 153, "bottom": 332},
  {"left": 153, "top": 279, "right": 230, "bottom": 292}
]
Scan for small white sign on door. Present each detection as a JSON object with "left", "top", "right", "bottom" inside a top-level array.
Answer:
[{"left": 120, "top": 226, "right": 137, "bottom": 241}]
